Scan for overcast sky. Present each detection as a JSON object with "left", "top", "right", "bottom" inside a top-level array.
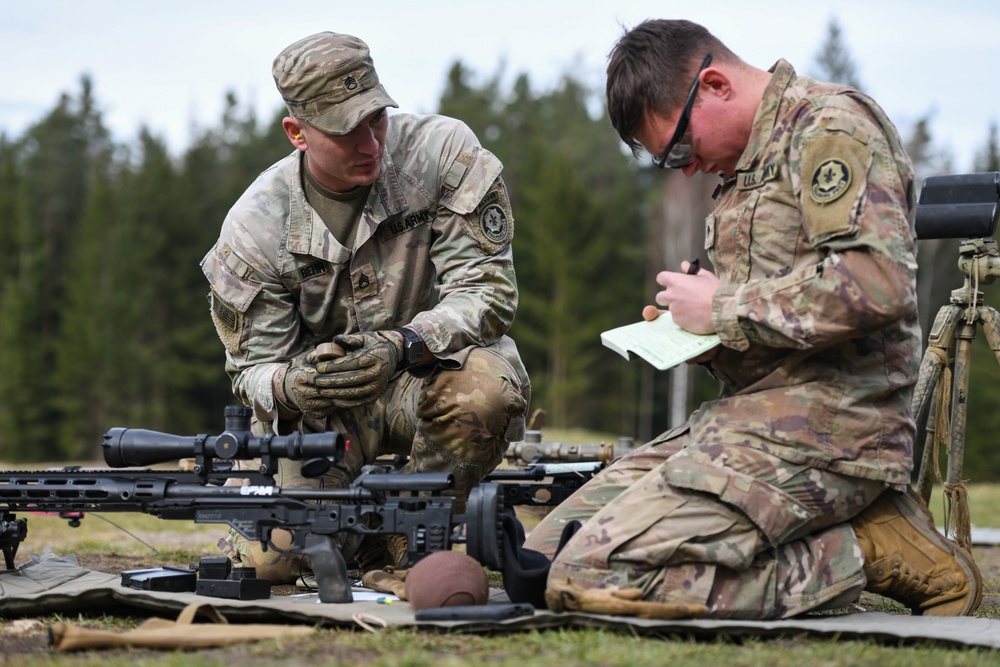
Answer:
[{"left": 2, "top": 1, "right": 999, "bottom": 172}]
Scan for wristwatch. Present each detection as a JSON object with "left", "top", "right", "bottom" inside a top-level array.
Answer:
[{"left": 391, "top": 327, "right": 425, "bottom": 372}]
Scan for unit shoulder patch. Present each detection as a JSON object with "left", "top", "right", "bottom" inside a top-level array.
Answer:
[
  {"left": 466, "top": 178, "right": 514, "bottom": 254},
  {"left": 809, "top": 158, "right": 852, "bottom": 204},
  {"left": 480, "top": 203, "right": 509, "bottom": 244},
  {"left": 798, "top": 133, "right": 873, "bottom": 242}
]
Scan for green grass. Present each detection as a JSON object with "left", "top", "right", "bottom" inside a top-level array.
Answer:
[
  {"left": 21, "top": 512, "right": 219, "bottom": 560},
  {"left": 925, "top": 484, "right": 1000, "bottom": 529},
  {"left": 14, "top": 625, "right": 1000, "bottom": 666}
]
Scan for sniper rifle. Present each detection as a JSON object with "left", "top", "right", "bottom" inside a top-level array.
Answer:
[{"left": 0, "top": 406, "right": 508, "bottom": 603}]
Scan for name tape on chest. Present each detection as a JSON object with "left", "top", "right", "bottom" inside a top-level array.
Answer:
[
  {"left": 297, "top": 261, "right": 330, "bottom": 281},
  {"left": 379, "top": 208, "right": 435, "bottom": 241},
  {"left": 736, "top": 161, "right": 779, "bottom": 190}
]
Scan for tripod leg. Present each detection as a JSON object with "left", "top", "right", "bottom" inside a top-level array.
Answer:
[
  {"left": 935, "top": 315, "right": 978, "bottom": 551},
  {"left": 949, "top": 305, "right": 1000, "bottom": 544},
  {"left": 946, "top": 320, "right": 975, "bottom": 491},
  {"left": 912, "top": 347, "right": 947, "bottom": 503},
  {"left": 912, "top": 305, "right": 962, "bottom": 503},
  {"left": 977, "top": 306, "right": 1000, "bottom": 363}
]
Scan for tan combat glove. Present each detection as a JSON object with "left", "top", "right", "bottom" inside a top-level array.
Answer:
[
  {"left": 361, "top": 567, "right": 410, "bottom": 600},
  {"left": 276, "top": 348, "right": 338, "bottom": 416},
  {"left": 312, "top": 331, "right": 404, "bottom": 408},
  {"left": 545, "top": 578, "right": 709, "bottom": 619}
]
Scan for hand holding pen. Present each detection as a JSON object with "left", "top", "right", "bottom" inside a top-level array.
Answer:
[{"left": 642, "top": 257, "right": 719, "bottom": 335}]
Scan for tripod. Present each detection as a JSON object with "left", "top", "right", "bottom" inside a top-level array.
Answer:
[{"left": 910, "top": 237, "right": 1000, "bottom": 551}]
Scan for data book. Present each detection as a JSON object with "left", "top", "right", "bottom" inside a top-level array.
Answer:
[{"left": 600, "top": 313, "right": 720, "bottom": 370}]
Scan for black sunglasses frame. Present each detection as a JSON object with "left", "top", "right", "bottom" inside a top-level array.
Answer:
[{"left": 653, "top": 53, "right": 714, "bottom": 169}]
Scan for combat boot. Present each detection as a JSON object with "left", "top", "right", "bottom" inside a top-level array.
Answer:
[{"left": 852, "top": 486, "right": 982, "bottom": 616}]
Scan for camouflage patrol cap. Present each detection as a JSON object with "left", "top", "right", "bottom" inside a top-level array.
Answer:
[{"left": 272, "top": 32, "right": 398, "bottom": 135}]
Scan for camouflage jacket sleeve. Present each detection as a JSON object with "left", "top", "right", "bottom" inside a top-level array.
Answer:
[
  {"left": 202, "top": 180, "right": 306, "bottom": 429},
  {"left": 409, "top": 148, "right": 518, "bottom": 363},
  {"left": 711, "top": 98, "right": 918, "bottom": 353}
]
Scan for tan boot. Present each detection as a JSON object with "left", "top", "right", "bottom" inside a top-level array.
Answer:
[{"left": 852, "top": 487, "right": 982, "bottom": 616}]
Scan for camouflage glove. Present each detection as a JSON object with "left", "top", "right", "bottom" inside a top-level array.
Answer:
[
  {"left": 310, "top": 331, "right": 404, "bottom": 409},
  {"left": 279, "top": 348, "right": 340, "bottom": 415}
]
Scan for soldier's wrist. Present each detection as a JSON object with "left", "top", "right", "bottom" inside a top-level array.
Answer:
[
  {"left": 387, "top": 327, "right": 425, "bottom": 372},
  {"left": 273, "top": 365, "right": 301, "bottom": 418}
]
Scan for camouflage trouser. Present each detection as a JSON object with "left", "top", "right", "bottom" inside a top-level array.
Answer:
[
  {"left": 523, "top": 425, "right": 886, "bottom": 619},
  {"left": 225, "top": 343, "right": 530, "bottom": 582}
]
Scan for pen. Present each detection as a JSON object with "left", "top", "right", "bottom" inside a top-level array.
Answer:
[{"left": 686, "top": 258, "right": 700, "bottom": 275}]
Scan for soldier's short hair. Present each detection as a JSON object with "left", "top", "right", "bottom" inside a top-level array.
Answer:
[{"left": 606, "top": 19, "right": 738, "bottom": 154}]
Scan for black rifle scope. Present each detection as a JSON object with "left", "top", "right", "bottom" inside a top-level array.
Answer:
[{"left": 101, "top": 405, "right": 346, "bottom": 468}]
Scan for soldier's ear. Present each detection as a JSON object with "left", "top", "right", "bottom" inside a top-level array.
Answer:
[
  {"left": 283, "top": 118, "right": 307, "bottom": 150},
  {"left": 700, "top": 68, "right": 732, "bottom": 101}
]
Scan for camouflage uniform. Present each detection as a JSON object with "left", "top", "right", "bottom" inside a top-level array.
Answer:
[
  {"left": 201, "top": 111, "right": 531, "bottom": 506},
  {"left": 527, "top": 60, "right": 920, "bottom": 619}
]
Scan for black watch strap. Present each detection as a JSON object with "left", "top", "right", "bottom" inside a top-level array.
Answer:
[{"left": 391, "top": 327, "right": 424, "bottom": 372}]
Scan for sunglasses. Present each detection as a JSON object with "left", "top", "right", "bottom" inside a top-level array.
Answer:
[{"left": 653, "top": 53, "right": 713, "bottom": 169}]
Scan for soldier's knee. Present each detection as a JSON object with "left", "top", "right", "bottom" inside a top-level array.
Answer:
[
  {"left": 421, "top": 347, "right": 530, "bottom": 442},
  {"left": 475, "top": 373, "right": 528, "bottom": 440}
]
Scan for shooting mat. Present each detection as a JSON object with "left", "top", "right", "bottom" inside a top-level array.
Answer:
[{"left": 1, "top": 551, "right": 999, "bottom": 650}]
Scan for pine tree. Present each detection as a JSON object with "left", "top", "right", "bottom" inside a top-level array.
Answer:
[
  {"left": 0, "top": 77, "right": 113, "bottom": 460},
  {"left": 973, "top": 122, "right": 1000, "bottom": 172},
  {"left": 811, "top": 18, "right": 864, "bottom": 90}
]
